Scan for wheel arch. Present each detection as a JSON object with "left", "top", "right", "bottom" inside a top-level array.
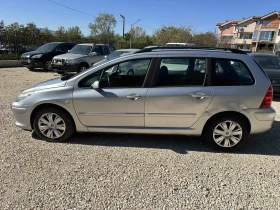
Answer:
[
  {"left": 30, "top": 103, "right": 76, "bottom": 130},
  {"left": 202, "top": 111, "right": 251, "bottom": 135}
]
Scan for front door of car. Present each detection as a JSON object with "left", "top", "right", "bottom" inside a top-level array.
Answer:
[
  {"left": 89, "top": 46, "right": 106, "bottom": 65},
  {"left": 72, "top": 58, "right": 152, "bottom": 127},
  {"left": 145, "top": 57, "right": 213, "bottom": 128}
]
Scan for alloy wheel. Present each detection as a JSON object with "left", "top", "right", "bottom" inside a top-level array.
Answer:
[{"left": 45, "top": 61, "right": 52, "bottom": 70}]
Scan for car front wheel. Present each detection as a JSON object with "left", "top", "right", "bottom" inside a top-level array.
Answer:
[
  {"left": 33, "top": 107, "right": 75, "bottom": 142},
  {"left": 204, "top": 116, "right": 248, "bottom": 151}
]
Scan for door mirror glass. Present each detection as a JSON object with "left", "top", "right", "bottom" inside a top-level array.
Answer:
[{"left": 91, "top": 81, "right": 100, "bottom": 89}]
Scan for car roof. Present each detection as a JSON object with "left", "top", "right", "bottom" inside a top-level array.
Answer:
[
  {"left": 249, "top": 53, "right": 278, "bottom": 57},
  {"left": 116, "top": 49, "right": 140, "bottom": 51}
]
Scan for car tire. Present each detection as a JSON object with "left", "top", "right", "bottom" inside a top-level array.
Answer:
[
  {"left": 27, "top": 67, "right": 34, "bottom": 71},
  {"left": 33, "top": 107, "right": 75, "bottom": 142},
  {"left": 43, "top": 60, "right": 52, "bottom": 71},
  {"left": 78, "top": 63, "right": 89, "bottom": 73},
  {"left": 127, "top": 69, "right": 134, "bottom": 75},
  {"left": 203, "top": 116, "right": 248, "bottom": 151}
]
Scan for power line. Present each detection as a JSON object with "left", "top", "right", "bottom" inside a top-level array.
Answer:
[{"left": 46, "top": 0, "right": 157, "bottom": 30}]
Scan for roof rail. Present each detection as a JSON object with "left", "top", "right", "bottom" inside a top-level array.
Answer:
[{"left": 135, "top": 46, "right": 247, "bottom": 54}]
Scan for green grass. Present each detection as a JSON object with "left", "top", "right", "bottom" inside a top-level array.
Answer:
[{"left": 0, "top": 54, "right": 19, "bottom": 60}]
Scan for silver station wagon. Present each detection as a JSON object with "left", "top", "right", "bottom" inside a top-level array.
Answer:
[{"left": 12, "top": 47, "right": 276, "bottom": 151}]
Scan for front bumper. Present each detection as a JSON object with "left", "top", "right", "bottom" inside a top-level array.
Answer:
[
  {"left": 20, "top": 59, "right": 43, "bottom": 69},
  {"left": 51, "top": 63, "right": 78, "bottom": 73},
  {"left": 11, "top": 102, "right": 33, "bottom": 131}
]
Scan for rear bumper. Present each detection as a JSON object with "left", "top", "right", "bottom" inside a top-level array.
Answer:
[{"left": 240, "top": 107, "right": 276, "bottom": 134}]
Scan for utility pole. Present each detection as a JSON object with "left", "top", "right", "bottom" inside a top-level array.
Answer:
[
  {"left": 120, "top": 14, "right": 125, "bottom": 39},
  {"left": 130, "top": 19, "right": 140, "bottom": 49}
]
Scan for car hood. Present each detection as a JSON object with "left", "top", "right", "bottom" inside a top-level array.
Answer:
[
  {"left": 54, "top": 53, "right": 86, "bottom": 60},
  {"left": 263, "top": 69, "right": 280, "bottom": 78},
  {"left": 23, "top": 77, "right": 67, "bottom": 93},
  {"left": 21, "top": 50, "right": 47, "bottom": 56}
]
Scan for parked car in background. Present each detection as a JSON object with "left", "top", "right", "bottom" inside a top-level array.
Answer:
[
  {"left": 93, "top": 49, "right": 140, "bottom": 66},
  {"left": 250, "top": 53, "right": 280, "bottom": 95},
  {"left": 20, "top": 42, "right": 76, "bottom": 71},
  {"left": 240, "top": 49, "right": 252, "bottom": 53},
  {"left": 165, "top": 43, "right": 195, "bottom": 47},
  {"left": 0, "top": 46, "right": 9, "bottom": 54},
  {"left": 275, "top": 51, "right": 280, "bottom": 57},
  {"left": 12, "top": 47, "right": 275, "bottom": 151},
  {"left": 51, "top": 44, "right": 116, "bottom": 74}
]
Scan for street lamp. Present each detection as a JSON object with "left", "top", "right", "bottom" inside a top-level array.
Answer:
[
  {"left": 120, "top": 14, "right": 125, "bottom": 39},
  {"left": 130, "top": 19, "right": 140, "bottom": 49}
]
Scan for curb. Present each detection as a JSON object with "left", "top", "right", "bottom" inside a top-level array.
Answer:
[{"left": 0, "top": 60, "right": 23, "bottom": 68}]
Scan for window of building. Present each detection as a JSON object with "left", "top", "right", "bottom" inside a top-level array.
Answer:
[
  {"left": 252, "top": 30, "right": 259, "bottom": 41},
  {"left": 262, "top": 20, "right": 271, "bottom": 25},
  {"left": 156, "top": 57, "right": 206, "bottom": 87},
  {"left": 260, "top": 31, "right": 275, "bottom": 41},
  {"left": 240, "top": 34, "right": 251, "bottom": 39},
  {"left": 211, "top": 59, "right": 254, "bottom": 86}
]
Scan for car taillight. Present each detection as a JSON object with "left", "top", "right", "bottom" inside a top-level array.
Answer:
[{"left": 259, "top": 85, "right": 273, "bottom": 108}]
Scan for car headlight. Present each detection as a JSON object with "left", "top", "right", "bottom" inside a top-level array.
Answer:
[
  {"left": 31, "top": 54, "right": 43, "bottom": 59},
  {"left": 15, "top": 92, "right": 33, "bottom": 102},
  {"left": 65, "top": 59, "right": 76, "bottom": 64},
  {"left": 25, "top": 55, "right": 31, "bottom": 58}
]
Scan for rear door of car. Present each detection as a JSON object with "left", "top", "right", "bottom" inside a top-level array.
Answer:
[{"left": 145, "top": 56, "right": 214, "bottom": 128}]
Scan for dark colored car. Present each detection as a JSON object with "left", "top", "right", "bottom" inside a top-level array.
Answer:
[
  {"left": 275, "top": 51, "right": 280, "bottom": 57},
  {"left": 250, "top": 53, "right": 280, "bottom": 95},
  {"left": 20, "top": 42, "right": 76, "bottom": 71}
]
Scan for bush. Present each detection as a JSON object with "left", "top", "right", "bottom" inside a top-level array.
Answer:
[{"left": 0, "top": 53, "right": 18, "bottom": 60}]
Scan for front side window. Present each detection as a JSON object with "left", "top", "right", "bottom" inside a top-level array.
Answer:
[
  {"left": 56, "top": 44, "right": 69, "bottom": 53},
  {"left": 92, "top": 46, "right": 102, "bottom": 55},
  {"left": 101, "top": 46, "right": 110, "bottom": 55},
  {"left": 254, "top": 56, "right": 280, "bottom": 69},
  {"left": 156, "top": 57, "right": 206, "bottom": 87},
  {"left": 211, "top": 59, "right": 254, "bottom": 86},
  {"left": 79, "top": 59, "right": 151, "bottom": 88}
]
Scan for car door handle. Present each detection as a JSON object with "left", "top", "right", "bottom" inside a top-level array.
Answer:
[
  {"left": 190, "top": 92, "right": 209, "bottom": 99},
  {"left": 127, "top": 94, "right": 142, "bottom": 100}
]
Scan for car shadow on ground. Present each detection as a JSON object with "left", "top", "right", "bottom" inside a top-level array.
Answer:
[
  {"left": 273, "top": 96, "right": 280, "bottom": 102},
  {"left": 33, "top": 121, "right": 280, "bottom": 156}
]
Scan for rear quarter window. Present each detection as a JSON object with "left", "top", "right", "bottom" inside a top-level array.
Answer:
[{"left": 211, "top": 58, "right": 255, "bottom": 86}]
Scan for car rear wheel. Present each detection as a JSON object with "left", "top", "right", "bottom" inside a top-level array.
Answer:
[
  {"left": 33, "top": 107, "right": 75, "bottom": 142},
  {"left": 204, "top": 116, "right": 248, "bottom": 151},
  {"left": 127, "top": 69, "right": 134, "bottom": 75}
]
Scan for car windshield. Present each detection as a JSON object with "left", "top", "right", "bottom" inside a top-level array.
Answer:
[
  {"left": 254, "top": 56, "right": 280, "bottom": 69},
  {"left": 36, "top": 43, "right": 60, "bottom": 52},
  {"left": 70, "top": 45, "right": 92, "bottom": 55}
]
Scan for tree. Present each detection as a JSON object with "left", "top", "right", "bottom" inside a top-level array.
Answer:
[
  {"left": 153, "top": 26, "right": 192, "bottom": 45},
  {"left": 192, "top": 32, "right": 218, "bottom": 47},
  {"left": 130, "top": 26, "right": 146, "bottom": 39},
  {"left": 40, "top": 27, "right": 54, "bottom": 43},
  {"left": 88, "top": 13, "right": 117, "bottom": 43},
  {"left": 66, "top": 26, "right": 83, "bottom": 41},
  {"left": 55, "top": 26, "right": 67, "bottom": 39}
]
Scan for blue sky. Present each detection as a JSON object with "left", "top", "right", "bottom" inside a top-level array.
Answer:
[{"left": 0, "top": 0, "right": 279, "bottom": 35}]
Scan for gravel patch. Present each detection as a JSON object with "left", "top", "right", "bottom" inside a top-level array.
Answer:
[{"left": 1, "top": 67, "right": 280, "bottom": 209}]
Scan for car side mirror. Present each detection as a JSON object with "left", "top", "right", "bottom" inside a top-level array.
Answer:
[
  {"left": 104, "top": 55, "right": 107, "bottom": 59},
  {"left": 91, "top": 81, "right": 100, "bottom": 89},
  {"left": 90, "top": 52, "right": 97, "bottom": 56}
]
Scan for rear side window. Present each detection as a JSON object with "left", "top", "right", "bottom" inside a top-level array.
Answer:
[
  {"left": 156, "top": 57, "right": 206, "bottom": 86},
  {"left": 109, "top": 45, "right": 116, "bottom": 52},
  {"left": 211, "top": 59, "right": 254, "bottom": 86}
]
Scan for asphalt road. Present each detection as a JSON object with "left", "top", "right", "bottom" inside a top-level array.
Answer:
[{"left": 1, "top": 67, "right": 280, "bottom": 209}]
